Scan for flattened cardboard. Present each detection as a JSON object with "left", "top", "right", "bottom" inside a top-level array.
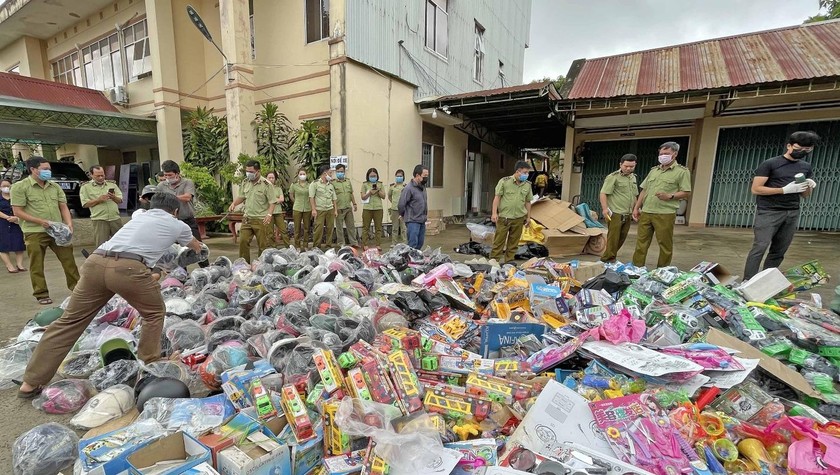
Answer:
[
  {"left": 530, "top": 199, "right": 584, "bottom": 232},
  {"left": 706, "top": 328, "right": 823, "bottom": 401}
]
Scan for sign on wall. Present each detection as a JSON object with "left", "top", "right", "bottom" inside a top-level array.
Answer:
[
  {"left": 118, "top": 164, "right": 130, "bottom": 210},
  {"left": 329, "top": 155, "right": 348, "bottom": 169}
]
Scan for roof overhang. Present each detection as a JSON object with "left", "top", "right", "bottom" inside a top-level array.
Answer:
[
  {"left": 0, "top": 95, "right": 157, "bottom": 147},
  {"left": 0, "top": 0, "right": 113, "bottom": 50},
  {"left": 416, "top": 81, "right": 567, "bottom": 150}
]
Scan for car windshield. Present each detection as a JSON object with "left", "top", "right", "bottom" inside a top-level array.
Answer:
[{"left": 49, "top": 162, "right": 88, "bottom": 181}]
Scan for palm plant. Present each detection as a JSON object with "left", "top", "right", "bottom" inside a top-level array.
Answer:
[
  {"left": 293, "top": 120, "right": 330, "bottom": 178},
  {"left": 183, "top": 106, "right": 230, "bottom": 174},
  {"left": 253, "top": 103, "right": 294, "bottom": 185}
]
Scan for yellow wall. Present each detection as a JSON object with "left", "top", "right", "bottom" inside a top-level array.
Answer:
[{"left": 0, "top": 36, "right": 45, "bottom": 77}]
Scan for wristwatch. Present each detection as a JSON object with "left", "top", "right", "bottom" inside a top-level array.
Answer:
[{"left": 670, "top": 193, "right": 675, "bottom": 200}]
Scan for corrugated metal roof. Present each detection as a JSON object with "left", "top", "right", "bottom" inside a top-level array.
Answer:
[
  {"left": 424, "top": 81, "right": 560, "bottom": 102},
  {"left": 0, "top": 72, "right": 118, "bottom": 112},
  {"left": 565, "top": 20, "right": 840, "bottom": 100}
]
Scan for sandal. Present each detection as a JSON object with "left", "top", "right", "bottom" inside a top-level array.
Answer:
[
  {"left": 37, "top": 297, "right": 53, "bottom": 305},
  {"left": 15, "top": 382, "right": 44, "bottom": 399},
  {"left": 6, "top": 268, "right": 17, "bottom": 274},
  {"left": 17, "top": 267, "right": 26, "bottom": 271}
]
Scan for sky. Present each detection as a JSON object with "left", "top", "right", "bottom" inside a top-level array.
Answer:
[{"left": 524, "top": 0, "right": 820, "bottom": 82}]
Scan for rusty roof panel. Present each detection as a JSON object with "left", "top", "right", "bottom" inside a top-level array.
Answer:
[
  {"left": 566, "top": 20, "right": 840, "bottom": 99},
  {"left": 0, "top": 72, "right": 118, "bottom": 112}
]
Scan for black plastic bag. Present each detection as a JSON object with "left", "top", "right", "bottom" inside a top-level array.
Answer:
[
  {"left": 582, "top": 269, "right": 631, "bottom": 294},
  {"left": 393, "top": 291, "right": 431, "bottom": 320},
  {"left": 419, "top": 289, "right": 449, "bottom": 311},
  {"left": 514, "top": 243, "right": 549, "bottom": 260}
]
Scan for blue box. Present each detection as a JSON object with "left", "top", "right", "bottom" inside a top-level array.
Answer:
[{"left": 127, "top": 431, "right": 211, "bottom": 474}]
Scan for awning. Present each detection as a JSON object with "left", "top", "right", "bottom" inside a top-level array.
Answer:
[{"left": 416, "top": 81, "right": 567, "bottom": 150}]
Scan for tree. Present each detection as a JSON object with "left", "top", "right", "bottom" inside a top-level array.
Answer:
[
  {"left": 805, "top": 0, "right": 840, "bottom": 22},
  {"left": 253, "top": 103, "right": 295, "bottom": 186},
  {"left": 532, "top": 74, "right": 567, "bottom": 91},
  {"left": 182, "top": 106, "right": 230, "bottom": 174},
  {"left": 293, "top": 120, "right": 330, "bottom": 178}
]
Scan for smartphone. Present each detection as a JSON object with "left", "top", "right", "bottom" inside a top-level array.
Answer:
[
  {"left": 108, "top": 188, "right": 115, "bottom": 194},
  {"left": 372, "top": 184, "right": 377, "bottom": 190}
]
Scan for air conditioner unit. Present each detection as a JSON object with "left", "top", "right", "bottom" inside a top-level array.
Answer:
[{"left": 107, "top": 86, "right": 129, "bottom": 105}]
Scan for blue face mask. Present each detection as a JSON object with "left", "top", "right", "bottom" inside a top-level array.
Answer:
[
  {"left": 369, "top": 176, "right": 378, "bottom": 183},
  {"left": 395, "top": 176, "right": 404, "bottom": 183},
  {"left": 519, "top": 173, "right": 529, "bottom": 182},
  {"left": 39, "top": 169, "right": 52, "bottom": 181},
  {"left": 336, "top": 172, "right": 345, "bottom": 179}
]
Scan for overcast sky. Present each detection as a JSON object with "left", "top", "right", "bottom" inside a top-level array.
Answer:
[{"left": 524, "top": 0, "right": 819, "bottom": 82}]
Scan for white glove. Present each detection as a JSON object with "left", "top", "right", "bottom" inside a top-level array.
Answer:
[
  {"left": 782, "top": 181, "right": 808, "bottom": 194},
  {"left": 805, "top": 178, "right": 817, "bottom": 189}
]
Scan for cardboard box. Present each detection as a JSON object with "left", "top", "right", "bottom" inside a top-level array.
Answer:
[
  {"left": 427, "top": 209, "right": 443, "bottom": 219},
  {"left": 197, "top": 433, "right": 236, "bottom": 470},
  {"left": 737, "top": 267, "right": 792, "bottom": 302},
  {"left": 541, "top": 229, "right": 589, "bottom": 257},
  {"left": 690, "top": 262, "right": 735, "bottom": 286},
  {"left": 217, "top": 432, "right": 292, "bottom": 475},
  {"left": 127, "top": 431, "right": 211, "bottom": 475},
  {"left": 78, "top": 420, "right": 165, "bottom": 475},
  {"left": 530, "top": 199, "right": 584, "bottom": 231},
  {"left": 572, "top": 261, "right": 605, "bottom": 283}
]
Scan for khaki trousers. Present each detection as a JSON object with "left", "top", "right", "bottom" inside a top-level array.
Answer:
[
  {"left": 600, "top": 214, "right": 632, "bottom": 262},
  {"left": 24, "top": 232, "right": 80, "bottom": 299},
  {"left": 632, "top": 212, "right": 676, "bottom": 268},
  {"left": 313, "top": 208, "right": 336, "bottom": 250},
  {"left": 335, "top": 207, "right": 357, "bottom": 246},
  {"left": 272, "top": 214, "right": 290, "bottom": 247},
  {"left": 491, "top": 216, "right": 525, "bottom": 263},
  {"left": 361, "top": 208, "right": 383, "bottom": 248},
  {"left": 23, "top": 254, "right": 164, "bottom": 386},
  {"left": 292, "top": 210, "right": 311, "bottom": 250},
  {"left": 92, "top": 219, "right": 123, "bottom": 247},
  {"left": 389, "top": 209, "right": 406, "bottom": 244},
  {"left": 239, "top": 217, "right": 270, "bottom": 263}
]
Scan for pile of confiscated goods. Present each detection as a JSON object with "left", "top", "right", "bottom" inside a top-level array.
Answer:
[{"left": 2, "top": 243, "right": 840, "bottom": 475}]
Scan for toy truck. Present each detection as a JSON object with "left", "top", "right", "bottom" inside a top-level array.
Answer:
[
  {"left": 346, "top": 367, "right": 373, "bottom": 401},
  {"left": 313, "top": 348, "right": 346, "bottom": 397},
  {"left": 386, "top": 350, "right": 423, "bottom": 413},
  {"left": 466, "top": 373, "right": 532, "bottom": 403},
  {"left": 280, "top": 385, "right": 315, "bottom": 442},
  {"left": 423, "top": 388, "right": 491, "bottom": 420},
  {"left": 322, "top": 399, "right": 352, "bottom": 456},
  {"left": 360, "top": 356, "right": 402, "bottom": 411},
  {"left": 249, "top": 377, "right": 278, "bottom": 420}
]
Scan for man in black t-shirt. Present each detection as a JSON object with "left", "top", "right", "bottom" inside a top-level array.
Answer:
[{"left": 743, "top": 131, "right": 818, "bottom": 279}]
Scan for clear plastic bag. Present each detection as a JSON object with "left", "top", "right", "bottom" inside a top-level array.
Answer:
[
  {"left": 70, "top": 384, "right": 135, "bottom": 430},
  {"left": 89, "top": 359, "right": 140, "bottom": 391},
  {"left": 177, "top": 242, "right": 210, "bottom": 268},
  {"left": 206, "top": 329, "right": 245, "bottom": 354},
  {"left": 77, "top": 323, "right": 137, "bottom": 352},
  {"left": 335, "top": 398, "right": 454, "bottom": 475},
  {"left": 57, "top": 350, "right": 102, "bottom": 380},
  {"left": 45, "top": 221, "right": 73, "bottom": 246},
  {"left": 164, "top": 297, "right": 194, "bottom": 317},
  {"left": 13, "top": 422, "right": 78, "bottom": 475},
  {"left": 137, "top": 394, "right": 233, "bottom": 436},
  {"left": 240, "top": 318, "right": 274, "bottom": 338},
  {"left": 0, "top": 341, "right": 38, "bottom": 390},
  {"left": 32, "top": 379, "right": 97, "bottom": 414},
  {"left": 166, "top": 319, "right": 206, "bottom": 352},
  {"left": 207, "top": 342, "right": 249, "bottom": 376}
]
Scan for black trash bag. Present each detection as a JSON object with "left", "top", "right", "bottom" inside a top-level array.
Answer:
[
  {"left": 582, "top": 269, "right": 632, "bottom": 294},
  {"left": 418, "top": 289, "right": 449, "bottom": 311},
  {"left": 89, "top": 359, "right": 140, "bottom": 391},
  {"left": 393, "top": 291, "right": 430, "bottom": 320},
  {"left": 454, "top": 241, "right": 486, "bottom": 256},
  {"left": 514, "top": 243, "right": 549, "bottom": 260}
]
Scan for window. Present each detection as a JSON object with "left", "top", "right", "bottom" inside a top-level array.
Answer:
[
  {"left": 306, "top": 0, "right": 330, "bottom": 43},
  {"left": 81, "top": 32, "right": 123, "bottom": 91},
  {"left": 473, "top": 22, "right": 485, "bottom": 83},
  {"left": 421, "top": 122, "right": 445, "bottom": 188},
  {"left": 52, "top": 52, "right": 82, "bottom": 86},
  {"left": 7, "top": 64, "right": 20, "bottom": 75},
  {"left": 123, "top": 19, "right": 151, "bottom": 81},
  {"left": 425, "top": 0, "right": 448, "bottom": 57}
]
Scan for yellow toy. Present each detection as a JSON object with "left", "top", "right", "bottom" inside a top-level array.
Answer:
[{"left": 453, "top": 421, "right": 481, "bottom": 441}]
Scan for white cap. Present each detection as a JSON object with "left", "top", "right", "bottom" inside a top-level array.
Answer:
[{"left": 70, "top": 384, "right": 135, "bottom": 430}]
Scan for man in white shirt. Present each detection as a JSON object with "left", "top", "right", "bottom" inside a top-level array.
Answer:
[{"left": 18, "top": 193, "right": 203, "bottom": 398}]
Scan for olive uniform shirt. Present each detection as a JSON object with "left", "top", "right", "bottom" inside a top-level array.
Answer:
[
  {"left": 639, "top": 164, "right": 692, "bottom": 214},
  {"left": 388, "top": 183, "right": 405, "bottom": 211},
  {"left": 361, "top": 182, "right": 385, "bottom": 210},
  {"left": 600, "top": 171, "right": 638, "bottom": 215},
  {"left": 241, "top": 176, "right": 277, "bottom": 218},
  {"left": 10, "top": 176, "right": 66, "bottom": 233},
  {"left": 494, "top": 176, "right": 532, "bottom": 219},
  {"left": 309, "top": 180, "right": 337, "bottom": 211},
  {"left": 80, "top": 180, "right": 122, "bottom": 221},
  {"left": 289, "top": 182, "right": 312, "bottom": 212},
  {"left": 333, "top": 179, "right": 354, "bottom": 209},
  {"left": 272, "top": 184, "right": 285, "bottom": 215}
]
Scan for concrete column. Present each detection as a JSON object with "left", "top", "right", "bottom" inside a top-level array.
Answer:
[
  {"left": 145, "top": 0, "right": 184, "bottom": 162},
  {"left": 220, "top": 0, "right": 256, "bottom": 162},
  {"left": 688, "top": 116, "right": 721, "bottom": 227},
  {"left": 560, "top": 125, "right": 575, "bottom": 201},
  {"left": 40, "top": 144, "right": 57, "bottom": 161}
]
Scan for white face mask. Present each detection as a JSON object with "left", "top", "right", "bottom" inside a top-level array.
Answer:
[
  {"left": 299, "top": 174, "right": 307, "bottom": 181},
  {"left": 658, "top": 154, "right": 672, "bottom": 165},
  {"left": 166, "top": 177, "right": 179, "bottom": 185},
  {"left": 246, "top": 172, "right": 256, "bottom": 181},
  {"left": 0, "top": 187, "right": 9, "bottom": 193}
]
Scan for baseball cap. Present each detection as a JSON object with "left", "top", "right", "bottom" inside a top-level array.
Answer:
[
  {"left": 70, "top": 384, "right": 135, "bottom": 430},
  {"left": 140, "top": 184, "right": 157, "bottom": 199}
]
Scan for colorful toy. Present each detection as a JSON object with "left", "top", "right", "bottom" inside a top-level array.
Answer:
[
  {"left": 280, "top": 385, "right": 315, "bottom": 442},
  {"left": 453, "top": 421, "right": 481, "bottom": 440},
  {"left": 249, "top": 378, "right": 277, "bottom": 420},
  {"left": 386, "top": 350, "right": 423, "bottom": 413},
  {"left": 313, "top": 348, "right": 346, "bottom": 397}
]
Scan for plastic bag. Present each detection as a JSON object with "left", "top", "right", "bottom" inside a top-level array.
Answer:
[
  {"left": 166, "top": 319, "right": 206, "bottom": 352},
  {"left": 16, "top": 320, "right": 46, "bottom": 343},
  {"left": 89, "top": 359, "right": 140, "bottom": 391},
  {"left": 70, "top": 384, "right": 135, "bottom": 430},
  {"left": 164, "top": 297, "right": 194, "bottom": 317},
  {"left": 13, "top": 422, "right": 78, "bottom": 475},
  {"left": 519, "top": 219, "right": 545, "bottom": 244},
  {"left": 177, "top": 242, "right": 210, "bottom": 267},
  {"left": 32, "top": 379, "right": 97, "bottom": 414},
  {"left": 0, "top": 341, "right": 37, "bottom": 390},
  {"left": 57, "top": 350, "right": 102, "bottom": 380},
  {"left": 240, "top": 318, "right": 275, "bottom": 338},
  {"left": 138, "top": 394, "right": 235, "bottom": 436},
  {"left": 335, "top": 398, "right": 456, "bottom": 475},
  {"left": 466, "top": 222, "right": 495, "bottom": 240},
  {"left": 393, "top": 291, "right": 430, "bottom": 320},
  {"left": 77, "top": 323, "right": 137, "bottom": 352},
  {"left": 45, "top": 221, "right": 73, "bottom": 246},
  {"left": 514, "top": 243, "right": 549, "bottom": 260},
  {"left": 206, "top": 329, "right": 246, "bottom": 354}
]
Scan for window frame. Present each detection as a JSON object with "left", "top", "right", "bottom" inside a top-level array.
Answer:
[
  {"left": 123, "top": 19, "right": 151, "bottom": 83},
  {"left": 424, "top": 0, "right": 448, "bottom": 59},
  {"left": 473, "top": 21, "right": 485, "bottom": 84},
  {"left": 305, "top": 0, "right": 331, "bottom": 44},
  {"left": 421, "top": 122, "right": 445, "bottom": 188},
  {"left": 80, "top": 32, "right": 123, "bottom": 91},
  {"left": 51, "top": 51, "right": 82, "bottom": 86}
]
